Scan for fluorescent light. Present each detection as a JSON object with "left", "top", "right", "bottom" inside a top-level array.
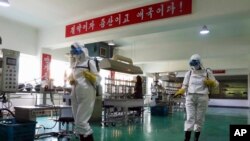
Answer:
[
  {"left": 0, "top": 0, "right": 10, "bottom": 7},
  {"left": 108, "top": 40, "right": 115, "bottom": 46},
  {"left": 200, "top": 25, "right": 210, "bottom": 35}
]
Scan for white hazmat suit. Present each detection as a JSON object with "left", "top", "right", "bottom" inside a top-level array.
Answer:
[
  {"left": 69, "top": 43, "right": 101, "bottom": 141},
  {"left": 176, "top": 54, "right": 219, "bottom": 141}
]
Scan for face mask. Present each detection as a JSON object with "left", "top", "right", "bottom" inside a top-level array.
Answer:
[
  {"left": 189, "top": 59, "right": 201, "bottom": 70},
  {"left": 189, "top": 60, "right": 200, "bottom": 66},
  {"left": 70, "top": 46, "right": 83, "bottom": 55},
  {"left": 191, "top": 65, "right": 201, "bottom": 70}
]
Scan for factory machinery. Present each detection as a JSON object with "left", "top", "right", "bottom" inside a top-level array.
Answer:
[
  {"left": 0, "top": 48, "right": 20, "bottom": 102},
  {"left": 150, "top": 73, "right": 185, "bottom": 115},
  {"left": 0, "top": 49, "right": 36, "bottom": 141},
  {"left": 100, "top": 55, "right": 144, "bottom": 126},
  {"left": 0, "top": 49, "right": 73, "bottom": 140},
  {"left": 0, "top": 52, "right": 145, "bottom": 140}
]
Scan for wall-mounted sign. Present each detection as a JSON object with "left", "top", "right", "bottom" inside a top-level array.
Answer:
[
  {"left": 212, "top": 70, "right": 226, "bottom": 74},
  {"left": 41, "top": 54, "right": 51, "bottom": 80},
  {"left": 66, "top": 0, "right": 192, "bottom": 37}
]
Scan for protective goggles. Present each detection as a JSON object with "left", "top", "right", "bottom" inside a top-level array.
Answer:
[
  {"left": 189, "top": 59, "right": 200, "bottom": 66},
  {"left": 70, "top": 46, "right": 83, "bottom": 55}
]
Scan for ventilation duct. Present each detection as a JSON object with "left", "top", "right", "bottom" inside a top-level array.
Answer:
[{"left": 100, "top": 55, "right": 143, "bottom": 74}]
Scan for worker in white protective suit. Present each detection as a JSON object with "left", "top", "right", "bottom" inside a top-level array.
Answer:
[
  {"left": 68, "top": 42, "right": 101, "bottom": 141},
  {"left": 175, "top": 54, "right": 219, "bottom": 141}
]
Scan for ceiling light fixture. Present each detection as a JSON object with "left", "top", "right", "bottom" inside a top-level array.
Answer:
[
  {"left": 0, "top": 0, "right": 10, "bottom": 7},
  {"left": 200, "top": 25, "right": 210, "bottom": 35},
  {"left": 108, "top": 40, "right": 115, "bottom": 46}
]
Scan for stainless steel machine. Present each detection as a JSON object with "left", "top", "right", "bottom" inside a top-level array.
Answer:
[
  {"left": 100, "top": 55, "right": 144, "bottom": 126},
  {"left": 0, "top": 48, "right": 20, "bottom": 93}
]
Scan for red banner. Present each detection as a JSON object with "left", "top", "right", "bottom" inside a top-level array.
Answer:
[
  {"left": 66, "top": 0, "right": 192, "bottom": 37},
  {"left": 41, "top": 54, "right": 51, "bottom": 80},
  {"left": 212, "top": 70, "right": 226, "bottom": 74},
  {"left": 110, "top": 71, "right": 115, "bottom": 80}
]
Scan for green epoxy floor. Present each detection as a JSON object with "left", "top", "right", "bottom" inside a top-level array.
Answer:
[{"left": 35, "top": 107, "right": 249, "bottom": 141}]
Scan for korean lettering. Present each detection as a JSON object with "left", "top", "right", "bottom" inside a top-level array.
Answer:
[
  {"left": 89, "top": 20, "right": 95, "bottom": 30},
  {"left": 123, "top": 14, "right": 130, "bottom": 24},
  {"left": 167, "top": 2, "right": 176, "bottom": 15},
  {"left": 82, "top": 22, "right": 88, "bottom": 31},
  {"left": 115, "top": 14, "right": 121, "bottom": 25},
  {"left": 100, "top": 18, "right": 106, "bottom": 28},
  {"left": 146, "top": 7, "right": 154, "bottom": 19},
  {"left": 107, "top": 16, "right": 113, "bottom": 26},
  {"left": 179, "top": 1, "right": 183, "bottom": 12},
  {"left": 70, "top": 25, "right": 76, "bottom": 35},
  {"left": 76, "top": 24, "right": 82, "bottom": 33},
  {"left": 156, "top": 4, "right": 164, "bottom": 16},
  {"left": 137, "top": 9, "right": 144, "bottom": 20}
]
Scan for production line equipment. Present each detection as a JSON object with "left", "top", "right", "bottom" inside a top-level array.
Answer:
[
  {"left": 150, "top": 72, "right": 184, "bottom": 114},
  {"left": 100, "top": 55, "right": 144, "bottom": 126},
  {"left": 0, "top": 49, "right": 20, "bottom": 139},
  {"left": 0, "top": 48, "right": 20, "bottom": 95}
]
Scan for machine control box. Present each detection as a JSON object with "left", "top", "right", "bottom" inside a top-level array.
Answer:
[{"left": 0, "top": 49, "right": 20, "bottom": 92}]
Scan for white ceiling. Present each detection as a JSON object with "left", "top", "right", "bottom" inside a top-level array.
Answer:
[
  {"left": 0, "top": 0, "right": 161, "bottom": 28},
  {"left": 1, "top": 0, "right": 250, "bottom": 73},
  {"left": 1, "top": 0, "right": 249, "bottom": 46}
]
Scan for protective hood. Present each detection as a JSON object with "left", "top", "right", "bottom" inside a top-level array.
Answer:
[
  {"left": 70, "top": 42, "right": 89, "bottom": 67},
  {"left": 189, "top": 54, "right": 203, "bottom": 70},
  {"left": 190, "top": 54, "right": 201, "bottom": 61}
]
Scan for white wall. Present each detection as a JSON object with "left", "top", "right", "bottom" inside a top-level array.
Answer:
[
  {"left": 209, "top": 99, "right": 249, "bottom": 108},
  {"left": 0, "top": 16, "right": 38, "bottom": 55},
  {"left": 42, "top": 47, "right": 69, "bottom": 62},
  {"left": 0, "top": 16, "right": 40, "bottom": 110}
]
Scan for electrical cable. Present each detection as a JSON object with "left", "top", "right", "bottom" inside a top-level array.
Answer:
[
  {"left": 43, "top": 106, "right": 59, "bottom": 130},
  {"left": 36, "top": 125, "right": 45, "bottom": 134},
  {"left": 0, "top": 108, "right": 15, "bottom": 117}
]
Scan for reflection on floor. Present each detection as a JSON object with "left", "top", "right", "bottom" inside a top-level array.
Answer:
[{"left": 35, "top": 107, "right": 249, "bottom": 141}]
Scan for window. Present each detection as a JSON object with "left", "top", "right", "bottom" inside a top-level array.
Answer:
[
  {"left": 50, "top": 59, "right": 70, "bottom": 87},
  {"left": 210, "top": 75, "right": 248, "bottom": 99},
  {"left": 18, "top": 53, "right": 39, "bottom": 85},
  {"left": 18, "top": 53, "right": 70, "bottom": 87}
]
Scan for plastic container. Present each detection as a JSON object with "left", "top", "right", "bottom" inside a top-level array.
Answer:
[
  {"left": 0, "top": 118, "right": 36, "bottom": 141},
  {"left": 151, "top": 105, "right": 168, "bottom": 116}
]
